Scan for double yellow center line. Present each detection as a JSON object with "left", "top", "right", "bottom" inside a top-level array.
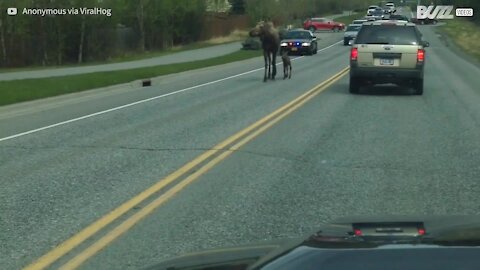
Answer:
[{"left": 24, "top": 66, "right": 349, "bottom": 270}]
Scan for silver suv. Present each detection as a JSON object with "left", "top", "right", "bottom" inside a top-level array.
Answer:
[{"left": 349, "top": 20, "right": 429, "bottom": 95}]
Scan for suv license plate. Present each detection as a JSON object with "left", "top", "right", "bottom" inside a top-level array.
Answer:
[{"left": 380, "top": 58, "right": 394, "bottom": 65}]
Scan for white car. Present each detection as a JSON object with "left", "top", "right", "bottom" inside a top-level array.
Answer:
[
  {"left": 385, "top": 2, "right": 396, "bottom": 14},
  {"left": 367, "top": 5, "right": 379, "bottom": 15},
  {"left": 366, "top": 8, "right": 386, "bottom": 20}
]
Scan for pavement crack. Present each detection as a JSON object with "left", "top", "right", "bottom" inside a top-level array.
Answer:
[{"left": 224, "top": 149, "right": 307, "bottom": 162}]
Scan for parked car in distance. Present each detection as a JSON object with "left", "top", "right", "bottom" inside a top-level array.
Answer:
[
  {"left": 344, "top": 24, "right": 362, "bottom": 45},
  {"left": 370, "top": 8, "right": 386, "bottom": 20},
  {"left": 367, "top": 5, "right": 379, "bottom": 15},
  {"left": 385, "top": 2, "right": 396, "bottom": 14},
  {"left": 241, "top": 37, "right": 261, "bottom": 50},
  {"left": 303, "top": 17, "right": 345, "bottom": 32},
  {"left": 280, "top": 29, "right": 318, "bottom": 55}
]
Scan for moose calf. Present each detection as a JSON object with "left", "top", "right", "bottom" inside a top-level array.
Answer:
[{"left": 281, "top": 50, "right": 292, "bottom": 79}]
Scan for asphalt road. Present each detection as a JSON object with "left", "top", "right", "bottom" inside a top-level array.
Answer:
[{"left": 1, "top": 24, "right": 480, "bottom": 270}]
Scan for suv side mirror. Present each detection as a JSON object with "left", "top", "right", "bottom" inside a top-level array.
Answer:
[{"left": 423, "top": 41, "right": 430, "bottom": 47}]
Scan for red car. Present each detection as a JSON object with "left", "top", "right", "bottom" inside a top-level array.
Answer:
[{"left": 303, "top": 17, "right": 345, "bottom": 32}]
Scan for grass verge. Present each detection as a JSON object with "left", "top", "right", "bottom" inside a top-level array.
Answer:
[
  {"left": 110, "top": 30, "right": 249, "bottom": 63},
  {"left": 438, "top": 19, "right": 480, "bottom": 62},
  {"left": 334, "top": 13, "right": 362, "bottom": 25},
  {"left": 0, "top": 49, "right": 261, "bottom": 106}
]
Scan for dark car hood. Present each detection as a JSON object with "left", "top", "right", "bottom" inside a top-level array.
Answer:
[
  {"left": 143, "top": 215, "right": 480, "bottom": 270},
  {"left": 142, "top": 238, "right": 298, "bottom": 270}
]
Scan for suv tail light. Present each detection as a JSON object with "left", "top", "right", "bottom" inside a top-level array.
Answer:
[
  {"left": 417, "top": 49, "right": 425, "bottom": 62},
  {"left": 350, "top": 48, "right": 358, "bottom": 61}
]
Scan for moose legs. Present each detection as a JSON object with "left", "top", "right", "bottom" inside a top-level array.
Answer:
[{"left": 263, "top": 50, "right": 277, "bottom": 82}]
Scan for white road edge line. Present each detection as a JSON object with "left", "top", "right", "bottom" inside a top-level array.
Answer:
[{"left": 0, "top": 40, "right": 342, "bottom": 143}]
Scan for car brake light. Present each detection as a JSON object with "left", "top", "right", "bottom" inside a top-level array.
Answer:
[
  {"left": 417, "top": 49, "right": 425, "bottom": 62},
  {"left": 354, "top": 229, "right": 362, "bottom": 236},
  {"left": 350, "top": 48, "right": 358, "bottom": 61},
  {"left": 418, "top": 228, "right": 426, "bottom": 235}
]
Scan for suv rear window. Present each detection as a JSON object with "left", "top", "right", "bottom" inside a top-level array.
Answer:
[{"left": 355, "top": 25, "right": 420, "bottom": 45}]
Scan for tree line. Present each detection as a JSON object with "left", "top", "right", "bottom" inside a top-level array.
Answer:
[
  {"left": 0, "top": 0, "right": 376, "bottom": 68},
  {"left": 245, "top": 0, "right": 376, "bottom": 23},
  {"left": 0, "top": 0, "right": 208, "bottom": 67}
]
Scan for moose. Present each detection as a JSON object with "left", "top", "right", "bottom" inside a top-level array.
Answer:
[
  {"left": 281, "top": 50, "right": 292, "bottom": 79},
  {"left": 249, "top": 21, "right": 280, "bottom": 82}
]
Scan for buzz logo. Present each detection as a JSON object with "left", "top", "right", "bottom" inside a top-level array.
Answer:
[{"left": 417, "top": 5, "right": 454, "bottom": 19}]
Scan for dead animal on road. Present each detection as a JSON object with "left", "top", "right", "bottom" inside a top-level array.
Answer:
[{"left": 281, "top": 50, "right": 292, "bottom": 79}]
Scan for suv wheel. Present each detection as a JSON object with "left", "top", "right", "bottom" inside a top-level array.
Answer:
[
  {"left": 413, "top": 78, "right": 424, "bottom": 95},
  {"left": 309, "top": 26, "right": 316, "bottom": 32},
  {"left": 349, "top": 77, "right": 360, "bottom": 94}
]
